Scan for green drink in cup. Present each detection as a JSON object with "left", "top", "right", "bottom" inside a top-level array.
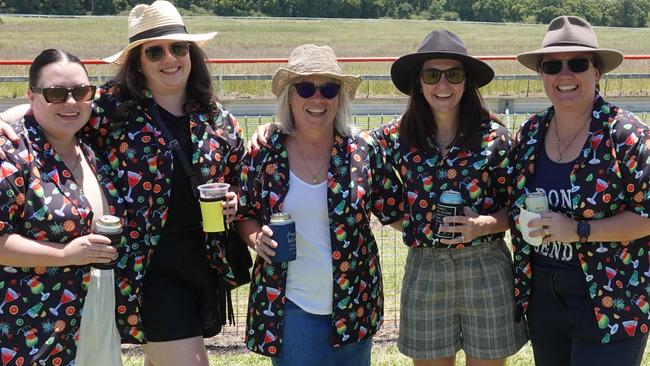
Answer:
[{"left": 198, "top": 183, "right": 230, "bottom": 232}]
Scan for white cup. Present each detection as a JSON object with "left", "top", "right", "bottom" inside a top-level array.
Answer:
[{"left": 518, "top": 206, "right": 542, "bottom": 246}]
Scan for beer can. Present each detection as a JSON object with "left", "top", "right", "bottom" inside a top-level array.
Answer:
[
  {"left": 434, "top": 190, "right": 463, "bottom": 239},
  {"left": 92, "top": 215, "right": 122, "bottom": 270},
  {"left": 269, "top": 212, "right": 297, "bottom": 263},
  {"left": 525, "top": 191, "right": 549, "bottom": 213}
]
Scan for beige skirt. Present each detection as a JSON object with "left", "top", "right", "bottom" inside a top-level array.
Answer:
[{"left": 75, "top": 268, "right": 123, "bottom": 366}]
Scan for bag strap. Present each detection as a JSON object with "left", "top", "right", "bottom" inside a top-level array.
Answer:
[{"left": 147, "top": 100, "right": 201, "bottom": 199}]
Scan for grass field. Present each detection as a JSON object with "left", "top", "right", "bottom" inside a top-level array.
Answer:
[{"left": 1, "top": 16, "right": 650, "bottom": 98}]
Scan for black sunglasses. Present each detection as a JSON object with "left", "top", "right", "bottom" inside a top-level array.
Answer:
[
  {"left": 293, "top": 82, "right": 341, "bottom": 99},
  {"left": 540, "top": 58, "right": 591, "bottom": 75},
  {"left": 30, "top": 85, "right": 96, "bottom": 103},
  {"left": 421, "top": 67, "right": 466, "bottom": 85},
  {"left": 143, "top": 42, "right": 190, "bottom": 62}
]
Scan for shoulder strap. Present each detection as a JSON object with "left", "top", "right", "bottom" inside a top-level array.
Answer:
[{"left": 147, "top": 100, "right": 201, "bottom": 199}]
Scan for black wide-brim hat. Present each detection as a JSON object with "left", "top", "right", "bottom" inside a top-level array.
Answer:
[{"left": 391, "top": 30, "right": 494, "bottom": 94}]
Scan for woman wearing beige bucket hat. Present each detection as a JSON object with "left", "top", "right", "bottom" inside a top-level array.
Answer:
[
  {"left": 371, "top": 29, "right": 527, "bottom": 366},
  {"left": 0, "top": 1, "right": 245, "bottom": 365},
  {"left": 236, "top": 44, "right": 401, "bottom": 365},
  {"left": 509, "top": 15, "right": 650, "bottom": 366}
]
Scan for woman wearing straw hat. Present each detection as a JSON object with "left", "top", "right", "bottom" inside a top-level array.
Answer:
[
  {"left": 371, "top": 30, "right": 527, "bottom": 366},
  {"left": 510, "top": 15, "right": 650, "bottom": 365},
  {"left": 0, "top": 1, "right": 244, "bottom": 365},
  {"left": 236, "top": 44, "right": 401, "bottom": 365}
]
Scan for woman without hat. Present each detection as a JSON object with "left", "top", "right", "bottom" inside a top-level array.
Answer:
[
  {"left": 510, "top": 15, "right": 650, "bottom": 366},
  {"left": 236, "top": 44, "right": 402, "bottom": 365},
  {"left": 372, "top": 30, "right": 528, "bottom": 366},
  {"left": 0, "top": 2, "right": 245, "bottom": 365}
]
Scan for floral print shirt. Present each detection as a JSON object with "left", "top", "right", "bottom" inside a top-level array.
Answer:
[
  {"left": 89, "top": 84, "right": 244, "bottom": 343},
  {"left": 0, "top": 115, "right": 124, "bottom": 366},
  {"left": 372, "top": 118, "right": 512, "bottom": 248},
  {"left": 509, "top": 94, "right": 650, "bottom": 343},
  {"left": 238, "top": 131, "right": 401, "bottom": 356}
]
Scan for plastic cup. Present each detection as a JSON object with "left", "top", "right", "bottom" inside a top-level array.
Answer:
[{"left": 198, "top": 183, "right": 230, "bottom": 232}]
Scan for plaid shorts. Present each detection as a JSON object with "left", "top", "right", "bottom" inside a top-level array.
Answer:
[{"left": 398, "top": 239, "right": 528, "bottom": 360}]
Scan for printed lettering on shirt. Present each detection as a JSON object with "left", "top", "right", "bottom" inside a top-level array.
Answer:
[{"left": 531, "top": 187, "right": 574, "bottom": 263}]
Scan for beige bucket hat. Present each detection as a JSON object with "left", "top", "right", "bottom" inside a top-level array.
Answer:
[
  {"left": 517, "top": 16, "right": 623, "bottom": 74},
  {"left": 103, "top": 0, "right": 217, "bottom": 65},
  {"left": 271, "top": 44, "right": 362, "bottom": 99}
]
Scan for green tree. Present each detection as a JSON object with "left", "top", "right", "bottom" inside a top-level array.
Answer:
[
  {"left": 427, "top": 0, "right": 446, "bottom": 19},
  {"left": 447, "top": 0, "right": 474, "bottom": 20},
  {"left": 608, "top": 0, "right": 650, "bottom": 27}
]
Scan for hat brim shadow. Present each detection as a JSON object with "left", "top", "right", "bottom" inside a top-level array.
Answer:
[
  {"left": 390, "top": 52, "right": 495, "bottom": 95},
  {"left": 517, "top": 47, "right": 624, "bottom": 74},
  {"left": 272, "top": 69, "right": 362, "bottom": 99},
  {"left": 103, "top": 31, "right": 218, "bottom": 65}
]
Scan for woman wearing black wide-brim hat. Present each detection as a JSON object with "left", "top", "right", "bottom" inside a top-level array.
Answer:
[
  {"left": 373, "top": 30, "right": 527, "bottom": 365},
  {"left": 509, "top": 15, "right": 650, "bottom": 366}
]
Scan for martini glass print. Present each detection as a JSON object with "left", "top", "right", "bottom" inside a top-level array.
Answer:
[
  {"left": 0, "top": 288, "right": 19, "bottom": 314},
  {"left": 589, "top": 134, "right": 603, "bottom": 164},
  {"left": 587, "top": 179, "right": 608, "bottom": 205},
  {"left": 49, "top": 289, "right": 76, "bottom": 316},
  {"left": 263, "top": 287, "right": 281, "bottom": 317}
]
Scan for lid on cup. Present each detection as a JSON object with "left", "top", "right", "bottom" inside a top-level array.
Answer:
[
  {"left": 270, "top": 212, "right": 292, "bottom": 223},
  {"left": 197, "top": 182, "right": 230, "bottom": 199},
  {"left": 95, "top": 215, "right": 122, "bottom": 233}
]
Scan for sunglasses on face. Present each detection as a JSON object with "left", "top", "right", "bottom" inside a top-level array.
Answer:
[
  {"left": 421, "top": 67, "right": 466, "bottom": 85},
  {"left": 293, "top": 82, "right": 341, "bottom": 99},
  {"left": 540, "top": 58, "right": 591, "bottom": 75},
  {"left": 30, "top": 85, "right": 96, "bottom": 103},
  {"left": 143, "top": 42, "right": 190, "bottom": 62}
]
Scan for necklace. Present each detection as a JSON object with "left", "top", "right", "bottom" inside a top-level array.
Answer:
[
  {"left": 66, "top": 144, "right": 83, "bottom": 175},
  {"left": 553, "top": 115, "right": 591, "bottom": 162},
  {"left": 295, "top": 138, "right": 330, "bottom": 184}
]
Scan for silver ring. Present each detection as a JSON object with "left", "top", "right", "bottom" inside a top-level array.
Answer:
[
  {"left": 460, "top": 235, "right": 465, "bottom": 243},
  {"left": 544, "top": 227, "right": 550, "bottom": 237}
]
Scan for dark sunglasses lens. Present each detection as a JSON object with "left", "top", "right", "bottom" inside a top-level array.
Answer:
[
  {"left": 42, "top": 88, "right": 69, "bottom": 103},
  {"left": 71, "top": 85, "right": 96, "bottom": 102},
  {"left": 445, "top": 68, "right": 465, "bottom": 84},
  {"left": 294, "top": 82, "right": 317, "bottom": 98},
  {"left": 421, "top": 69, "right": 442, "bottom": 84},
  {"left": 171, "top": 42, "right": 190, "bottom": 57},
  {"left": 541, "top": 60, "right": 563, "bottom": 75},
  {"left": 320, "top": 83, "right": 341, "bottom": 99},
  {"left": 144, "top": 46, "right": 164, "bottom": 62},
  {"left": 568, "top": 58, "right": 590, "bottom": 73}
]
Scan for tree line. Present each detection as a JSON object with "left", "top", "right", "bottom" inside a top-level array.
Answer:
[{"left": 2, "top": 0, "right": 650, "bottom": 28}]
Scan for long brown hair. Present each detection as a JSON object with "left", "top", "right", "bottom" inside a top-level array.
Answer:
[
  {"left": 110, "top": 42, "right": 217, "bottom": 125},
  {"left": 399, "top": 62, "right": 499, "bottom": 152}
]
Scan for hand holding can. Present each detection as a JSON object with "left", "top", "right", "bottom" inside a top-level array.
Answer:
[
  {"left": 268, "top": 212, "right": 296, "bottom": 263},
  {"left": 435, "top": 190, "right": 463, "bottom": 239},
  {"left": 92, "top": 215, "right": 122, "bottom": 270}
]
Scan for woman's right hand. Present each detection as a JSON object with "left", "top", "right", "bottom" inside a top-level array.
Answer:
[
  {"left": 253, "top": 225, "right": 277, "bottom": 264},
  {"left": 62, "top": 234, "right": 117, "bottom": 266},
  {"left": 246, "top": 123, "right": 277, "bottom": 151}
]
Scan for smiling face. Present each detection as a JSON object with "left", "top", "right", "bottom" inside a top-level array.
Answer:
[
  {"left": 289, "top": 76, "right": 339, "bottom": 132},
  {"left": 419, "top": 58, "right": 465, "bottom": 120},
  {"left": 28, "top": 61, "right": 93, "bottom": 141},
  {"left": 139, "top": 40, "right": 191, "bottom": 95},
  {"left": 540, "top": 51, "right": 600, "bottom": 112}
]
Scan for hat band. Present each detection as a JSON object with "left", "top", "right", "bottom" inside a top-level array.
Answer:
[
  {"left": 129, "top": 24, "right": 188, "bottom": 43},
  {"left": 544, "top": 41, "right": 597, "bottom": 49}
]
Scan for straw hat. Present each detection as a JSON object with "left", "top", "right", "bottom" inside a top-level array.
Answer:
[
  {"left": 103, "top": 0, "right": 217, "bottom": 65},
  {"left": 391, "top": 30, "right": 494, "bottom": 94},
  {"left": 271, "top": 44, "right": 362, "bottom": 99},
  {"left": 517, "top": 16, "right": 623, "bottom": 74}
]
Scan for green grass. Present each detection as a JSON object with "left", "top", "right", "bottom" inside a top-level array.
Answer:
[{"left": 1, "top": 16, "right": 650, "bottom": 98}]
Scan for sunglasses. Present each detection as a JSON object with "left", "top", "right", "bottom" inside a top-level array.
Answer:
[
  {"left": 540, "top": 58, "right": 591, "bottom": 75},
  {"left": 293, "top": 82, "right": 341, "bottom": 99},
  {"left": 143, "top": 42, "right": 190, "bottom": 62},
  {"left": 421, "top": 68, "right": 466, "bottom": 85},
  {"left": 30, "top": 85, "right": 96, "bottom": 103}
]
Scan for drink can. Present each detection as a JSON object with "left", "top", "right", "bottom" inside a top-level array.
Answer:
[
  {"left": 269, "top": 212, "right": 296, "bottom": 263},
  {"left": 525, "top": 191, "right": 549, "bottom": 213},
  {"left": 434, "top": 190, "right": 463, "bottom": 239},
  {"left": 92, "top": 215, "right": 122, "bottom": 270}
]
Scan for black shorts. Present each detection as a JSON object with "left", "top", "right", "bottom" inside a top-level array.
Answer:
[{"left": 140, "top": 236, "right": 222, "bottom": 342}]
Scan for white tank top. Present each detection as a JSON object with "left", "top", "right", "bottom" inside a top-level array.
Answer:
[{"left": 283, "top": 171, "right": 333, "bottom": 315}]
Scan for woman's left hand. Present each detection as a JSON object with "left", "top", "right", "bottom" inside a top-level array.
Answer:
[
  {"left": 528, "top": 211, "right": 579, "bottom": 244},
  {"left": 223, "top": 191, "right": 238, "bottom": 224},
  {"left": 438, "top": 206, "right": 483, "bottom": 245}
]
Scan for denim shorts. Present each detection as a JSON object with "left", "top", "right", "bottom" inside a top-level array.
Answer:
[{"left": 271, "top": 300, "right": 372, "bottom": 366}]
